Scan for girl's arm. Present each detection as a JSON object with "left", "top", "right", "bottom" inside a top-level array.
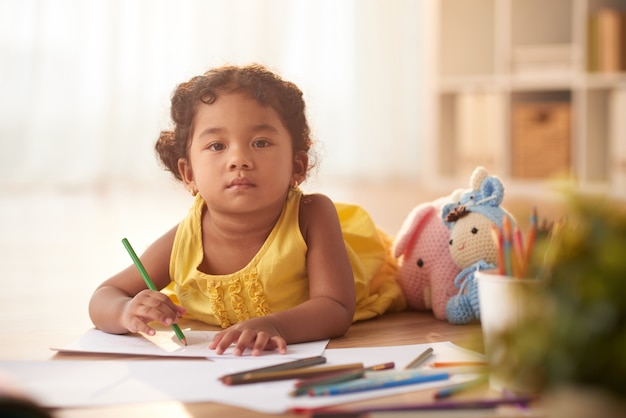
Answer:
[
  {"left": 88, "top": 226, "right": 182, "bottom": 336},
  {"left": 284, "top": 193, "right": 357, "bottom": 337},
  {"left": 210, "top": 193, "right": 356, "bottom": 355}
]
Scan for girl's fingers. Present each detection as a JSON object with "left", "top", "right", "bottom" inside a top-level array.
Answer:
[
  {"left": 232, "top": 329, "right": 257, "bottom": 356},
  {"left": 209, "top": 330, "right": 238, "bottom": 354},
  {"left": 270, "top": 336, "right": 287, "bottom": 354},
  {"left": 208, "top": 323, "right": 286, "bottom": 356},
  {"left": 126, "top": 316, "right": 156, "bottom": 336},
  {"left": 250, "top": 333, "right": 270, "bottom": 356},
  {"left": 124, "top": 291, "right": 184, "bottom": 333}
]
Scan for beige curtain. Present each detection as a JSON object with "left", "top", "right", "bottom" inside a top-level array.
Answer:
[{"left": 0, "top": 0, "right": 429, "bottom": 187}]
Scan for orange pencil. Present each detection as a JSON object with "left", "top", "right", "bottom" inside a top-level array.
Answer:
[
  {"left": 491, "top": 225, "right": 504, "bottom": 275},
  {"left": 512, "top": 225, "right": 524, "bottom": 278},
  {"left": 430, "top": 361, "right": 487, "bottom": 368}
]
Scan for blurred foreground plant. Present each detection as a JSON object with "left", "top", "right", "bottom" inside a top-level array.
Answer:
[{"left": 493, "top": 193, "right": 626, "bottom": 399}]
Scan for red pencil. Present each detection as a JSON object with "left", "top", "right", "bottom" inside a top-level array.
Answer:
[{"left": 512, "top": 225, "right": 524, "bottom": 278}]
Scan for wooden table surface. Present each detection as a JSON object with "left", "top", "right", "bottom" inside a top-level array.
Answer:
[{"left": 35, "top": 311, "right": 494, "bottom": 418}]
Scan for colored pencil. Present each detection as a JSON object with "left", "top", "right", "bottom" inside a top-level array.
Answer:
[
  {"left": 491, "top": 225, "right": 505, "bottom": 275},
  {"left": 366, "top": 366, "right": 487, "bottom": 379},
  {"left": 291, "top": 362, "right": 395, "bottom": 396},
  {"left": 295, "top": 395, "right": 534, "bottom": 414},
  {"left": 295, "top": 362, "right": 394, "bottom": 388},
  {"left": 430, "top": 361, "right": 487, "bottom": 368},
  {"left": 366, "top": 361, "right": 396, "bottom": 372},
  {"left": 512, "top": 225, "right": 524, "bottom": 277},
  {"left": 308, "top": 372, "right": 450, "bottom": 396},
  {"left": 404, "top": 347, "right": 433, "bottom": 369},
  {"left": 224, "top": 362, "right": 363, "bottom": 385},
  {"left": 419, "top": 365, "right": 488, "bottom": 375},
  {"left": 523, "top": 206, "right": 538, "bottom": 277},
  {"left": 291, "top": 369, "right": 366, "bottom": 396},
  {"left": 433, "top": 374, "right": 488, "bottom": 399},
  {"left": 219, "top": 355, "right": 326, "bottom": 384},
  {"left": 121, "top": 238, "right": 187, "bottom": 346},
  {"left": 502, "top": 216, "right": 513, "bottom": 276}
]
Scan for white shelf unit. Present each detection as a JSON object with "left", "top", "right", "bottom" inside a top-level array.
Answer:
[{"left": 432, "top": 0, "right": 626, "bottom": 199}]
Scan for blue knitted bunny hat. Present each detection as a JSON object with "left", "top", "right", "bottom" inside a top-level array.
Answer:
[{"left": 442, "top": 167, "right": 509, "bottom": 229}]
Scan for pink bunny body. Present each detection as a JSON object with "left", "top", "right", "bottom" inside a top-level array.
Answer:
[{"left": 393, "top": 196, "right": 462, "bottom": 320}]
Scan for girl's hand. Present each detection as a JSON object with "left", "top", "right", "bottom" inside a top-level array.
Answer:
[
  {"left": 121, "top": 289, "right": 186, "bottom": 336},
  {"left": 209, "top": 318, "right": 287, "bottom": 356}
]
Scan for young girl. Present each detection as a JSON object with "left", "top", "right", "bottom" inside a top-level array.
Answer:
[{"left": 89, "top": 64, "right": 406, "bottom": 356}]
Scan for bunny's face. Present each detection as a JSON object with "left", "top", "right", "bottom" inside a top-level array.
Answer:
[{"left": 448, "top": 212, "right": 499, "bottom": 269}]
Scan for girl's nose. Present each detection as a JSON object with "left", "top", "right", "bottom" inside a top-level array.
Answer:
[{"left": 228, "top": 147, "right": 252, "bottom": 170}]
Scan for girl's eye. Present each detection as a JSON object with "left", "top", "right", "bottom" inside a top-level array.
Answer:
[
  {"left": 208, "top": 142, "right": 225, "bottom": 151},
  {"left": 253, "top": 138, "right": 271, "bottom": 148},
  {"left": 471, "top": 227, "right": 478, "bottom": 234}
]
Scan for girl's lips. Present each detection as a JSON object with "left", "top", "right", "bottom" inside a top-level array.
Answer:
[{"left": 227, "top": 178, "right": 254, "bottom": 188}]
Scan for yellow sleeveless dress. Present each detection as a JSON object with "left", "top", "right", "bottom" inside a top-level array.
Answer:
[{"left": 165, "top": 188, "right": 406, "bottom": 328}]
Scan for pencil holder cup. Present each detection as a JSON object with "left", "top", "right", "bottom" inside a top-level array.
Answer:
[{"left": 476, "top": 270, "right": 541, "bottom": 394}]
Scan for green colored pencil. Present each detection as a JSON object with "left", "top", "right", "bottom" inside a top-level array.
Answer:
[{"left": 121, "top": 238, "right": 187, "bottom": 345}]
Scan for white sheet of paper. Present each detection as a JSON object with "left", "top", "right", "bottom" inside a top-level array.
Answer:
[
  {"left": 220, "top": 341, "right": 486, "bottom": 413},
  {"left": 3, "top": 341, "right": 485, "bottom": 413},
  {"left": 51, "top": 328, "right": 329, "bottom": 359}
]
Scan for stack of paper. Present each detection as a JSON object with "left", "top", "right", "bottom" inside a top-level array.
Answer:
[{"left": 0, "top": 334, "right": 486, "bottom": 414}]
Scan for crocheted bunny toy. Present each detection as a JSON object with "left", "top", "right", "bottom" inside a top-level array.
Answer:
[
  {"left": 393, "top": 191, "right": 465, "bottom": 320},
  {"left": 442, "top": 167, "right": 516, "bottom": 325}
]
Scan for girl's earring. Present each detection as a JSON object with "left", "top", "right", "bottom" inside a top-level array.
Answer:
[{"left": 189, "top": 187, "right": 197, "bottom": 196}]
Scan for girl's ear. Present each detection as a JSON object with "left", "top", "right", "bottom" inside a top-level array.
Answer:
[
  {"left": 178, "top": 158, "right": 197, "bottom": 196},
  {"left": 292, "top": 151, "right": 308, "bottom": 186}
]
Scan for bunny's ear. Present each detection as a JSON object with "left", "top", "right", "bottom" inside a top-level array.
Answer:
[
  {"left": 393, "top": 204, "right": 436, "bottom": 258},
  {"left": 479, "top": 175, "right": 505, "bottom": 207},
  {"left": 469, "top": 166, "right": 489, "bottom": 190}
]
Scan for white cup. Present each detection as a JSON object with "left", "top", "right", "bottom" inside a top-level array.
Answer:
[{"left": 477, "top": 270, "right": 540, "bottom": 393}]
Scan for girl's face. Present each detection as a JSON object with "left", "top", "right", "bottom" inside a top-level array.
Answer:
[{"left": 179, "top": 91, "right": 305, "bottom": 215}]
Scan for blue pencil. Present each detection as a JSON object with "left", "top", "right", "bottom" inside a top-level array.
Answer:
[
  {"left": 502, "top": 216, "right": 513, "bottom": 276},
  {"left": 309, "top": 372, "right": 449, "bottom": 396},
  {"left": 433, "top": 374, "right": 488, "bottom": 399}
]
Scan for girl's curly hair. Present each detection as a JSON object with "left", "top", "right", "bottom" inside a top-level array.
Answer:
[{"left": 155, "top": 64, "right": 314, "bottom": 181}]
